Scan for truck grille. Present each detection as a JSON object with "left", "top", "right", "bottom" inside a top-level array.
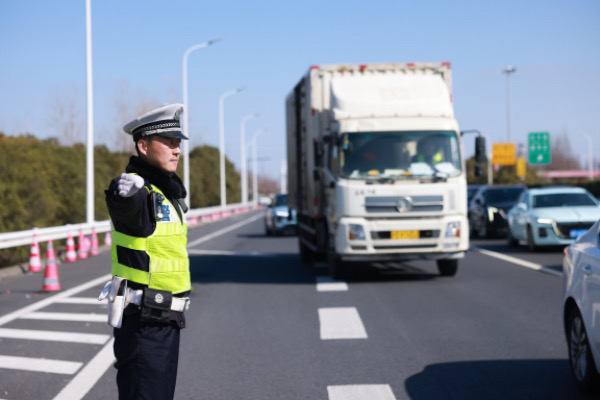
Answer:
[{"left": 365, "top": 195, "right": 443, "bottom": 213}]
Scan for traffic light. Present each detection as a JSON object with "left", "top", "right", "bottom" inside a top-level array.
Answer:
[
  {"left": 474, "top": 164, "right": 484, "bottom": 177},
  {"left": 475, "top": 137, "right": 486, "bottom": 163}
]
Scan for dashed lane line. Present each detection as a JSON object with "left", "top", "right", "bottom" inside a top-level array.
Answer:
[
  {"left": 0, "top": 328, "right": 110, "bottom": 344},
  {"left": 328, "top": 384, "right": 397, "bottom": 400},
  {"left": 0, "top": 355, "right": 82, "bottom": 375},
  {"left": 319, "top": 307, "right": 368, "bottom": 340},
  {"left": 470, "top": 246, "right": 563, "bottom": 277},
  {"left": 316, "top": 276, "right": 349, "bottom": 292}
]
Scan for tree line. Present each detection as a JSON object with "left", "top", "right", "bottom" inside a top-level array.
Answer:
[{"left": 0, "top": 132, "right": 271, "bottom": 267}]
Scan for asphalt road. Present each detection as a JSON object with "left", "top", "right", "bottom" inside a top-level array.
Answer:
[{"left": 0, "top": 210, "right": 595, "bottom": 400}]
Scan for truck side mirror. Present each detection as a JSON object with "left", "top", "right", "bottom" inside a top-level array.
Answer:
[{"left": 475, "top": 136, "right": 486, "bottom": 163}]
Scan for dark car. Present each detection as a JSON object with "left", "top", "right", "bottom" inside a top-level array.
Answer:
[
  {"left": 469, "top": 184, "right": 526, "bottom": 238},
  {"left": 264, "top": 193, "right": 298, "bottom": 236}
]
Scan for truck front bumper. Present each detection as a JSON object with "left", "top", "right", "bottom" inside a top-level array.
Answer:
[{"left": 335, "top": 216, "right": 468, "bottom": 262}]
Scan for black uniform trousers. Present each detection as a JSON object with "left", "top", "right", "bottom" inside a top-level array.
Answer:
[{"left": 114, "top": 308, "right": 181, "bottom": 400}]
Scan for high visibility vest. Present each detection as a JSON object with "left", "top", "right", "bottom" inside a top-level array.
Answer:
[
  {"left": 111, "top": 182, "right": 191, "bottom": 294},
  {"left": 418, "top": 151, "right": 443, "bottom": 164}
]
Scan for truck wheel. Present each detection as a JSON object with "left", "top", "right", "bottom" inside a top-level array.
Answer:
[
  {"left": 437, "top": 259, "right": 458, "bottom": 276},
  {"left": 299, "top": 241, "right": 312, "bottom": 264},
  {"left": 330, "top": 256, "right": 345, "bottom": 280}
]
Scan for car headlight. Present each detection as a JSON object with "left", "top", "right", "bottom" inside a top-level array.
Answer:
[
  {"left": 445, "top": 221, "right": 461, "bottom": 238},
  {"left": 348, "top": 224, "right": 366, "bottom": 240},
  {"left": 487, "top": 206, "right": 498, "bottom": 222},
  {"left": 275, "top": 211, "right": 289, "bottom": 217},
  {"left": 536, "top": 218, "right": 553, "bottom": 224}
]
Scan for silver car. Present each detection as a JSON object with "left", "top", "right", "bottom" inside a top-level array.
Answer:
[
  {"left": 264, "top": 193, "right": 298, "bottom": 236},
  {"left": 563, "top": 219, "right": 600, "bottom": 393}
]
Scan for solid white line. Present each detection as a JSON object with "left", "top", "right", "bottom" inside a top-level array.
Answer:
[
  {"left": 21, "top": 312, "right": 106, "bottom": 322},
  {"left": 470, "top": 246, "right": 563, "bottom": 277},
  {"left": 0, "top": 328, "right": 109, "bottom": 344},
  {"left": 319, "top": 307, "right": 368, "bottom": 340},
  {"left": 187, "top": 213, "right": 264, "bottom": 248},
  {"left": 53, "top": 339, "right": 115, "bottom": 400},
  {"left": 328, "top": 384, "right": 397, "bottom": 400},
  {"left": 0, "top": 355, "right": 82, "bottom": 375},
  {"left": 0, "top": 274, "right": 111, "bottom": 327},
  {"left": 55, "top": 297, "right": 107, "bottom": 305},
  {"left": 316, "top": 276, "right": 349, "bottom": 292}
]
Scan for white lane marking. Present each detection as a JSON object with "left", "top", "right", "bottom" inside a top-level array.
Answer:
[
  {"left": 53, "top": 339, "right": 115, "bottom": 400},
  {"left": 319, "top": 307, "right": 368, "bottom": 340},
  {"left": 186, "top": 249, "right": 279, "bottom": 257},
  {"left": 187, "top": 213, "right": 264, "bottom": 248},
  {"left": 470, "top": 246, "right": 563, "bottom": 277},
  {"left": 55, "top": 297, "right": 107, "bottom": 305},
  {"left": 0, "top": 355, "right": 82, "bottom": 375},
  {"left": 21, "top": 312, "right": 106, "bottom": 322},
  {"left": 0, "top": 274, "right": 111, "bottom": 327},
  {"left": 328, "top": 384, "right": 397, "bottom": 400},
  {"left": 316, "top": 276, "right": 349, "bottom": 292},
  {"left": 0, "top": 328, "right": 109, "bottom": 344}
]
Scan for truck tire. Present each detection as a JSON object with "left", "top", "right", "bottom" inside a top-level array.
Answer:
[
  {"left": 299, "top": 241, "right": 312, "bottom": 264},
  {"left": 329, "top": 256, "right": 345, "bottom": 280},
  {"left": 437, "top": 259, "right": 458, "bottom": 276}
]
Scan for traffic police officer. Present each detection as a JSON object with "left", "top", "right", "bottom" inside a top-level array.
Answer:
[{"left": 104, "top": 103, "right": 191, "bottom": 400}]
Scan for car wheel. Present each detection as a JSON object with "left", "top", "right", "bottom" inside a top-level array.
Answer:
[
  {"left": 567, "top": 306, "right": 600, "bottom": 393},
  {"left": 479, "top": 219, "right": 489, "bottom": 238},
  {"left": 527, "top": 226, "right": 537, "bottom": 252},
  {"left": 507, "top": 227, "right": 518, "bottom": 247},
  {"left": 265, "top": 222, "right": 272, "bottom": 236},
  {"left": 437, "top": 259, "right": 458, "bottom": 277}
]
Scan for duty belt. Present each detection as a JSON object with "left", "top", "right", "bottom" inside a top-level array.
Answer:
[{"left": 125, "top": 288, "right": 190, "bottom": 312}]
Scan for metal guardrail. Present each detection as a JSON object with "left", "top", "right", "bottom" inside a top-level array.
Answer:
[{"left": 0, "top": 203, "right": 259, "bottom": 250}]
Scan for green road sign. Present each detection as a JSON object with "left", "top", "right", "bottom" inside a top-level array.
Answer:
[{"left": 528, "top": 132, "right": 551, "bottom": 165}]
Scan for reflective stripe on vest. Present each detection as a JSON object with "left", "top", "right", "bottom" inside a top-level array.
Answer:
[{"left": 111, "top": 183, "right": 191, "bottom": 294}]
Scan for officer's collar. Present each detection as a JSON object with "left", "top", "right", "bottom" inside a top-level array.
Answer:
[{"left": 125, "top": 156, "right": 187, "bottom": 200}]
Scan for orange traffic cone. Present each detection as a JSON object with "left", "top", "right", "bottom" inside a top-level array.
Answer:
[
  {"left": 90, "top": 229, "right": 99, "bottom": 256},
  {"left": 65, "top": 231, "right": 77, "bottom": 262},
  {"left": 42, "top": 240, "right": 60, "bottom": 291},
  {"left": 104, "top": 232, "right": 112, "bottom": 246},
  {"left": 29, "top": 232, "right": 42, "bottom": 272},
  {"left": 77, "top": 229, "right": 88, "bottom": 259}
]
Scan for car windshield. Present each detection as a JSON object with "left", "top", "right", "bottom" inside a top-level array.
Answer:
[
  {"left": 338, "top": 130, "right": 462, "bottom": 180},
  {"left": 273, "top": 194, "right": 288, "bottom": 207},
  {"left": 468, "top": 187, "right": 480, "bottom": 202},
  {"left": 483, "top": 187, "right": 523, "bottom": 204},
  {"left": 532, "top": 193, "right": 598, "bottom": 208}
]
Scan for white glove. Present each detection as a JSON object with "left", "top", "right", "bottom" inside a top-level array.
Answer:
[{"left": 117, "top": 173, "right": 145, "bottom": 197}]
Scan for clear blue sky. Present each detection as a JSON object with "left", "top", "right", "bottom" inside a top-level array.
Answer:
[{"left": 1, "top": 0, "right": 599, "bottom": 181}]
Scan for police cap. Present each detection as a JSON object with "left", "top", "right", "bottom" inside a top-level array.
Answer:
[{"left": 123, "top": 103, "right": 188, "bottom": 141}]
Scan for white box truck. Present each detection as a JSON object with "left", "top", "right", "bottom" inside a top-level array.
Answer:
[{"left": 286, "top": 62, "right": 483, "bottom": 278}]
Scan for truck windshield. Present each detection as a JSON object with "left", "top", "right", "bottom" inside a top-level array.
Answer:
[{"left": 338, "top": 131, "right": 462, "bottom": 180}]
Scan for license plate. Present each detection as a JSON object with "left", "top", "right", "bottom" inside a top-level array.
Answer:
[
  {"left": 391, "top": 230, "right": 419, "bottom": 239},
  {"left": 570, "top": 229, "right": 587, "bottom": 239}
]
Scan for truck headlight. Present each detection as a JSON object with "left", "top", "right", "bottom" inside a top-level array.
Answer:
[
  {"left": 348, "top": 224, "right": 366, "bottom": 240},
  {"left": 445, "top": 221, "right": 461, "bottom": 238}
]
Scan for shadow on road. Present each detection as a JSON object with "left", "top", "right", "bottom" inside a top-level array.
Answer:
[{"left": 404, "top": 358, "right": 596, "bottom": 400}]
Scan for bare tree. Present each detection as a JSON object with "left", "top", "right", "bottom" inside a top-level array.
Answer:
[
  {"left": 46, "top": 85, "right": 83, "bottom": 145},
  {"left": 542, "top": 131, "right": 581, "bottom": 170},
  {"left": 109, "top": 81, "right": 161, "bottom": 153}
]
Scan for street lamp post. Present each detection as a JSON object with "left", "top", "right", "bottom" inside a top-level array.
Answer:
[
  {"left": 502, "top": 65, "right": 516, "bottom": 143},
  {"left": 85, "top": 0, "right": 94, "bottom": 225},
  {"left": 182, "top": 37, "right": 221, "bottom": 208},
  {"left": 584, "top": 134, "right": 594, "bottom": 181},
  {"left": 251, "top": 130, "right": 266, "bottom": 207},
  {"left": 240, "top": 113, "right": 259, "bottom": 206},
  {"left": 219, "top": 87, "right": 245, "bottom": 208}
]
